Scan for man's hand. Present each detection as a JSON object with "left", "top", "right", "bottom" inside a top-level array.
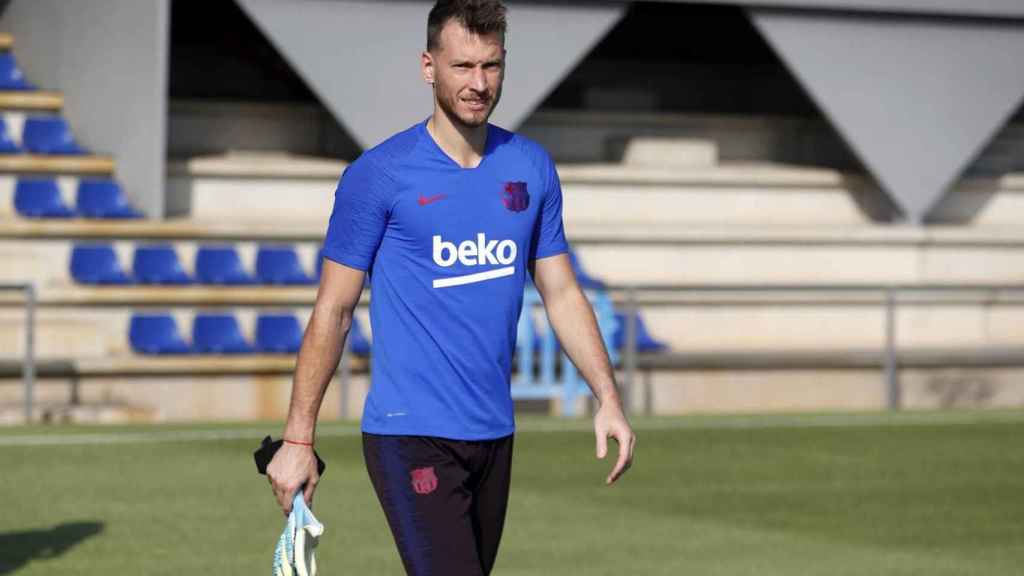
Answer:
[
  {"left": 594, "top": 400, "right": 635, "bottom": 485},
  {"left": 267, "top": 443, "right": 320, "bottom": 516}
]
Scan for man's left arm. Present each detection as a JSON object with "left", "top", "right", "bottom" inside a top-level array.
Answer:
[{"left": 531, "top": 254, "right": 635, "bottom": 485}]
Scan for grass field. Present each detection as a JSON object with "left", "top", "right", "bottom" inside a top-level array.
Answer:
[{"left": 3, "top": 410, "right": 1024, "bottom": 575}]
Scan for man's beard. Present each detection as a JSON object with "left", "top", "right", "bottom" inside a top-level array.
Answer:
[{"left": 436, "top": 87, "right": 501, "bottom": 129}]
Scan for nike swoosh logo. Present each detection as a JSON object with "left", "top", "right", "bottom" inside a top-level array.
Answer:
[{"left": 418, "top": 193, "right": 447, "bottom": 207}]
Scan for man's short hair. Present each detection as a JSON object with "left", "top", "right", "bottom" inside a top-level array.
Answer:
[{"left": 427, "top": 0, "right": 507, "bottom": 51}]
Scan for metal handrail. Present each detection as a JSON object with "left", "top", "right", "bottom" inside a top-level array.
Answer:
[
  {"left": 0, "top": 283, "right": 36, "bottom": 423},
  {"left": 610, "top": 283, "right": 1024, "bottom": 414}
]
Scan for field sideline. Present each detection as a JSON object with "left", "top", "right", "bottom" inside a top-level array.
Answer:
[{"left": 3, "top": 410, "right": 1023, "bottom": 575}]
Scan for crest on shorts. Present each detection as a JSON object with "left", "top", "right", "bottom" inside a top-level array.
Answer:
[
  {"left": 410, "top": 466, "right": 438, "bottom": 495},
  {"left": 502, "top": 181, "right": 529, "bottom": 213}
]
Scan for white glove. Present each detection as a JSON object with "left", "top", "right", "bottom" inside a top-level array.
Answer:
[{"left": 273, "top": 492, "right": 324, "bottom": 576}]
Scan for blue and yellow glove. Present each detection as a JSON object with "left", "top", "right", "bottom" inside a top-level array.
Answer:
[{"left": 273, "top": 492, "right": 324, "bottom": 576}]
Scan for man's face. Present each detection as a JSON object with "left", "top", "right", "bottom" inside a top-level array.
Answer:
[{"left": 424, "top": 21, "right": 505, "bottom": 128}]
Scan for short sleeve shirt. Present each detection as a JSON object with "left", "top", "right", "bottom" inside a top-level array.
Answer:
[{"left": 322, "top": 120, "right": 569, "bottom": 440}]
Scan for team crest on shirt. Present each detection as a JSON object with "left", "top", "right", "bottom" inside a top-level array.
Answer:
[
  {"left": 410, "top": 466, "right": 438, "bottom": 495},
  {"left": 502, "top": 181, "right": 529, "bottom": 213}
]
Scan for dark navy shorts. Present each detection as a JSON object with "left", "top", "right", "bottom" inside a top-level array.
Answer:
[{"left": 362, "top": 432, "right": 514, "bottom": 576}]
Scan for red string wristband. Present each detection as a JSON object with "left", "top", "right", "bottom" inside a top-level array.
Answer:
[{"left": 283, "top": 438, "right": 314, "bottom": 447}]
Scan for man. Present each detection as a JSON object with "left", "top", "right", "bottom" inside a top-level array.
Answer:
[{"left": 267, "top": 1, "right": 635, "bottom": 574}]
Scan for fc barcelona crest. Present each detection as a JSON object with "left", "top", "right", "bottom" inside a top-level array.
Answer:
[{"left": 502, "top": 181, "right": 529, "bottom": 213}]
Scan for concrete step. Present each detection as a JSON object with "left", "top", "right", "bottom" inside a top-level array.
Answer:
[
  {"left": 165, "top": 151, "right": 342, "bottom": 219},
  {"left": 0, "top": 238, "right": 324, "bottom": 286},
  {"left": 0, "top": 372, "right": 370, "bottom": 423},
  {"left": 573, "top": 238, "right": 1024, "bottom": 284},
  {"left": 0, "top": 402, "right": 157, "bottom": 425},
  {"left": 0, "top": 91, "right": 63, "bottom": 112},
  {"left": 633, "top": 365, "right": 1024, "bottom": 415},
  {"left": 615, "top": 137, "right": 718, "bottom": 169},
  {"left": 0, "top": 154, "right": 114, "bottom": 176},
  {"left": 168, "top": 151, "right": 880, "bottom": 225},
  {"left": 7, "top": 225, "right": 1024, "bottom": 288},
  {"left": 166, "top": 149, "right": 1024, "bottom": 227}
]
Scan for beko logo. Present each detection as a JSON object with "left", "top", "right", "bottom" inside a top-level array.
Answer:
[{"left": 432, "top": 234, "right": 517, "bottom": 288}]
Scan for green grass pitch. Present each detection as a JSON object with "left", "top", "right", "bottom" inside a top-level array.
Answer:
[{"left": 2, "top": 410, "right": 1023, "bottom": 575}]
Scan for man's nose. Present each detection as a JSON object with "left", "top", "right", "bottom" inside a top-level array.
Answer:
[{"left": 469, "top": 67, "right": 487, "bottom": 92}]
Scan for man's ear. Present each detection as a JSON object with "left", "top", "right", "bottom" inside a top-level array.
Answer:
[{"left": 422, "top": 51, "right": 435, "bottom": 85}]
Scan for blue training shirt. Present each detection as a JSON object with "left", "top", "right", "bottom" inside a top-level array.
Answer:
[{"left": 322, "top": 119, "right": 569, "bottom": 440}]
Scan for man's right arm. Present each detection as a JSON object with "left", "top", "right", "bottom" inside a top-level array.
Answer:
[{"left": 267, "top": 259, "right": 366, "bottom": 515}]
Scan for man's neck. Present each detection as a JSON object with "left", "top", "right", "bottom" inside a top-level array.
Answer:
[{"left": 426, "top": 108, "right": 488, "bottom": 169}]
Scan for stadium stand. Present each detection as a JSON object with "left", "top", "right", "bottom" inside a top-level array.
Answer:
[
  {"left": 192, "top": 312, "right": 256, "bottom": 354},
  {"left": 255, "top": 245, "right": 315, "bottom": 285},
  {"left": 128, "top": 313, "right": 192, "bottom": 354},
  {"left": 69, "top": 244, "right": 132, "bottom": 285},
  {"left": 13, "top": 177, "right": 75, "bottom": 218},
  {"left": 6, "top": 26, "right": 1024, "bottom": 422},
  {"left": 132, "top": 244, "right": 193, "bottom": 285},
  {"left": 76, "top": 179, "right": 144, "bottom": 219},
  {"left": 195, "top": 245, "right": 257, "bottom": 285},
  {"left": 21, "top": 115, "right": 86, "bottom": 155}
]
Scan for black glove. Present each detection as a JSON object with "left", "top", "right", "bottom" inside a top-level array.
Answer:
[{"left": 253, "top": 435, "right": 327, "bottom": 477}]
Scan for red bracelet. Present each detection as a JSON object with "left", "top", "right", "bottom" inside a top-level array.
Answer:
[{"left": 283, "top": 438, "right": 314, "bottom": 447}]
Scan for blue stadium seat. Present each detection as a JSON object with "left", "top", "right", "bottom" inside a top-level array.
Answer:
[
  {"left": 0, "top": 117, "right": 21, "bottom": 154},
  {"left": 70, "top": 244, "right": 132, "bottom": 285},
  {"left": 132, "top": 245, "right": 193, "bottom": 285},
  {"left": 568, "top": 248, "right": 606, "bottom": 290},
  {"left": 192, "top": 312, "right": 255, "bottom": 354},
  {"left": 13, "top": 178, "right": 75, "bottom": 218},
  {"left": 0, "top": 52, "right": 35, "bottom": 90},
  {"left": 612, "top": 311, "right": 668, "bottom": 353},
  {"left": 255, "top": 313, "right": 303, "bottom": 353},
  {"left": 349, "top": 315, "right": 372, "bottom": 356},
  {"left": 129, "top": 313, "right": 192, "bottom": 354},
  {"left": 256, "top": 245, "right": 314, "bottom": 285},
  {"left": 22, "top": 115, "right": 86, "bottom": 155},
  {"left": 195, "top": 245, "right": 257, "bottom": 285},
  {"left": 76, "top": 179, "right": 144, "bottom": 219}
]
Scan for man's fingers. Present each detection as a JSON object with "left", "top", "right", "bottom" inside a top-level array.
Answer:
[
  {"left": 303, "top": 476, "right": 319, "bottom": 507},
  {"left": 275, "top": 485, "right": 293, "bottom": 516},
  {"left": 606, "top": 431, "right": 634, "bottom": 485},
  {"left": 596, "top": 428, "right": 608, "bottom": 459},
  {"left": 267, "top": 445, "right": 318, "bottom": 515}
]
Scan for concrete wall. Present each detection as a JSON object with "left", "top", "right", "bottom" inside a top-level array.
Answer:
[
  {"left": 235, "top": 0, "right": 625, "bottom": 149},
  {"left": 0, "top": 0, "right": 170, "bottom": 218}
]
